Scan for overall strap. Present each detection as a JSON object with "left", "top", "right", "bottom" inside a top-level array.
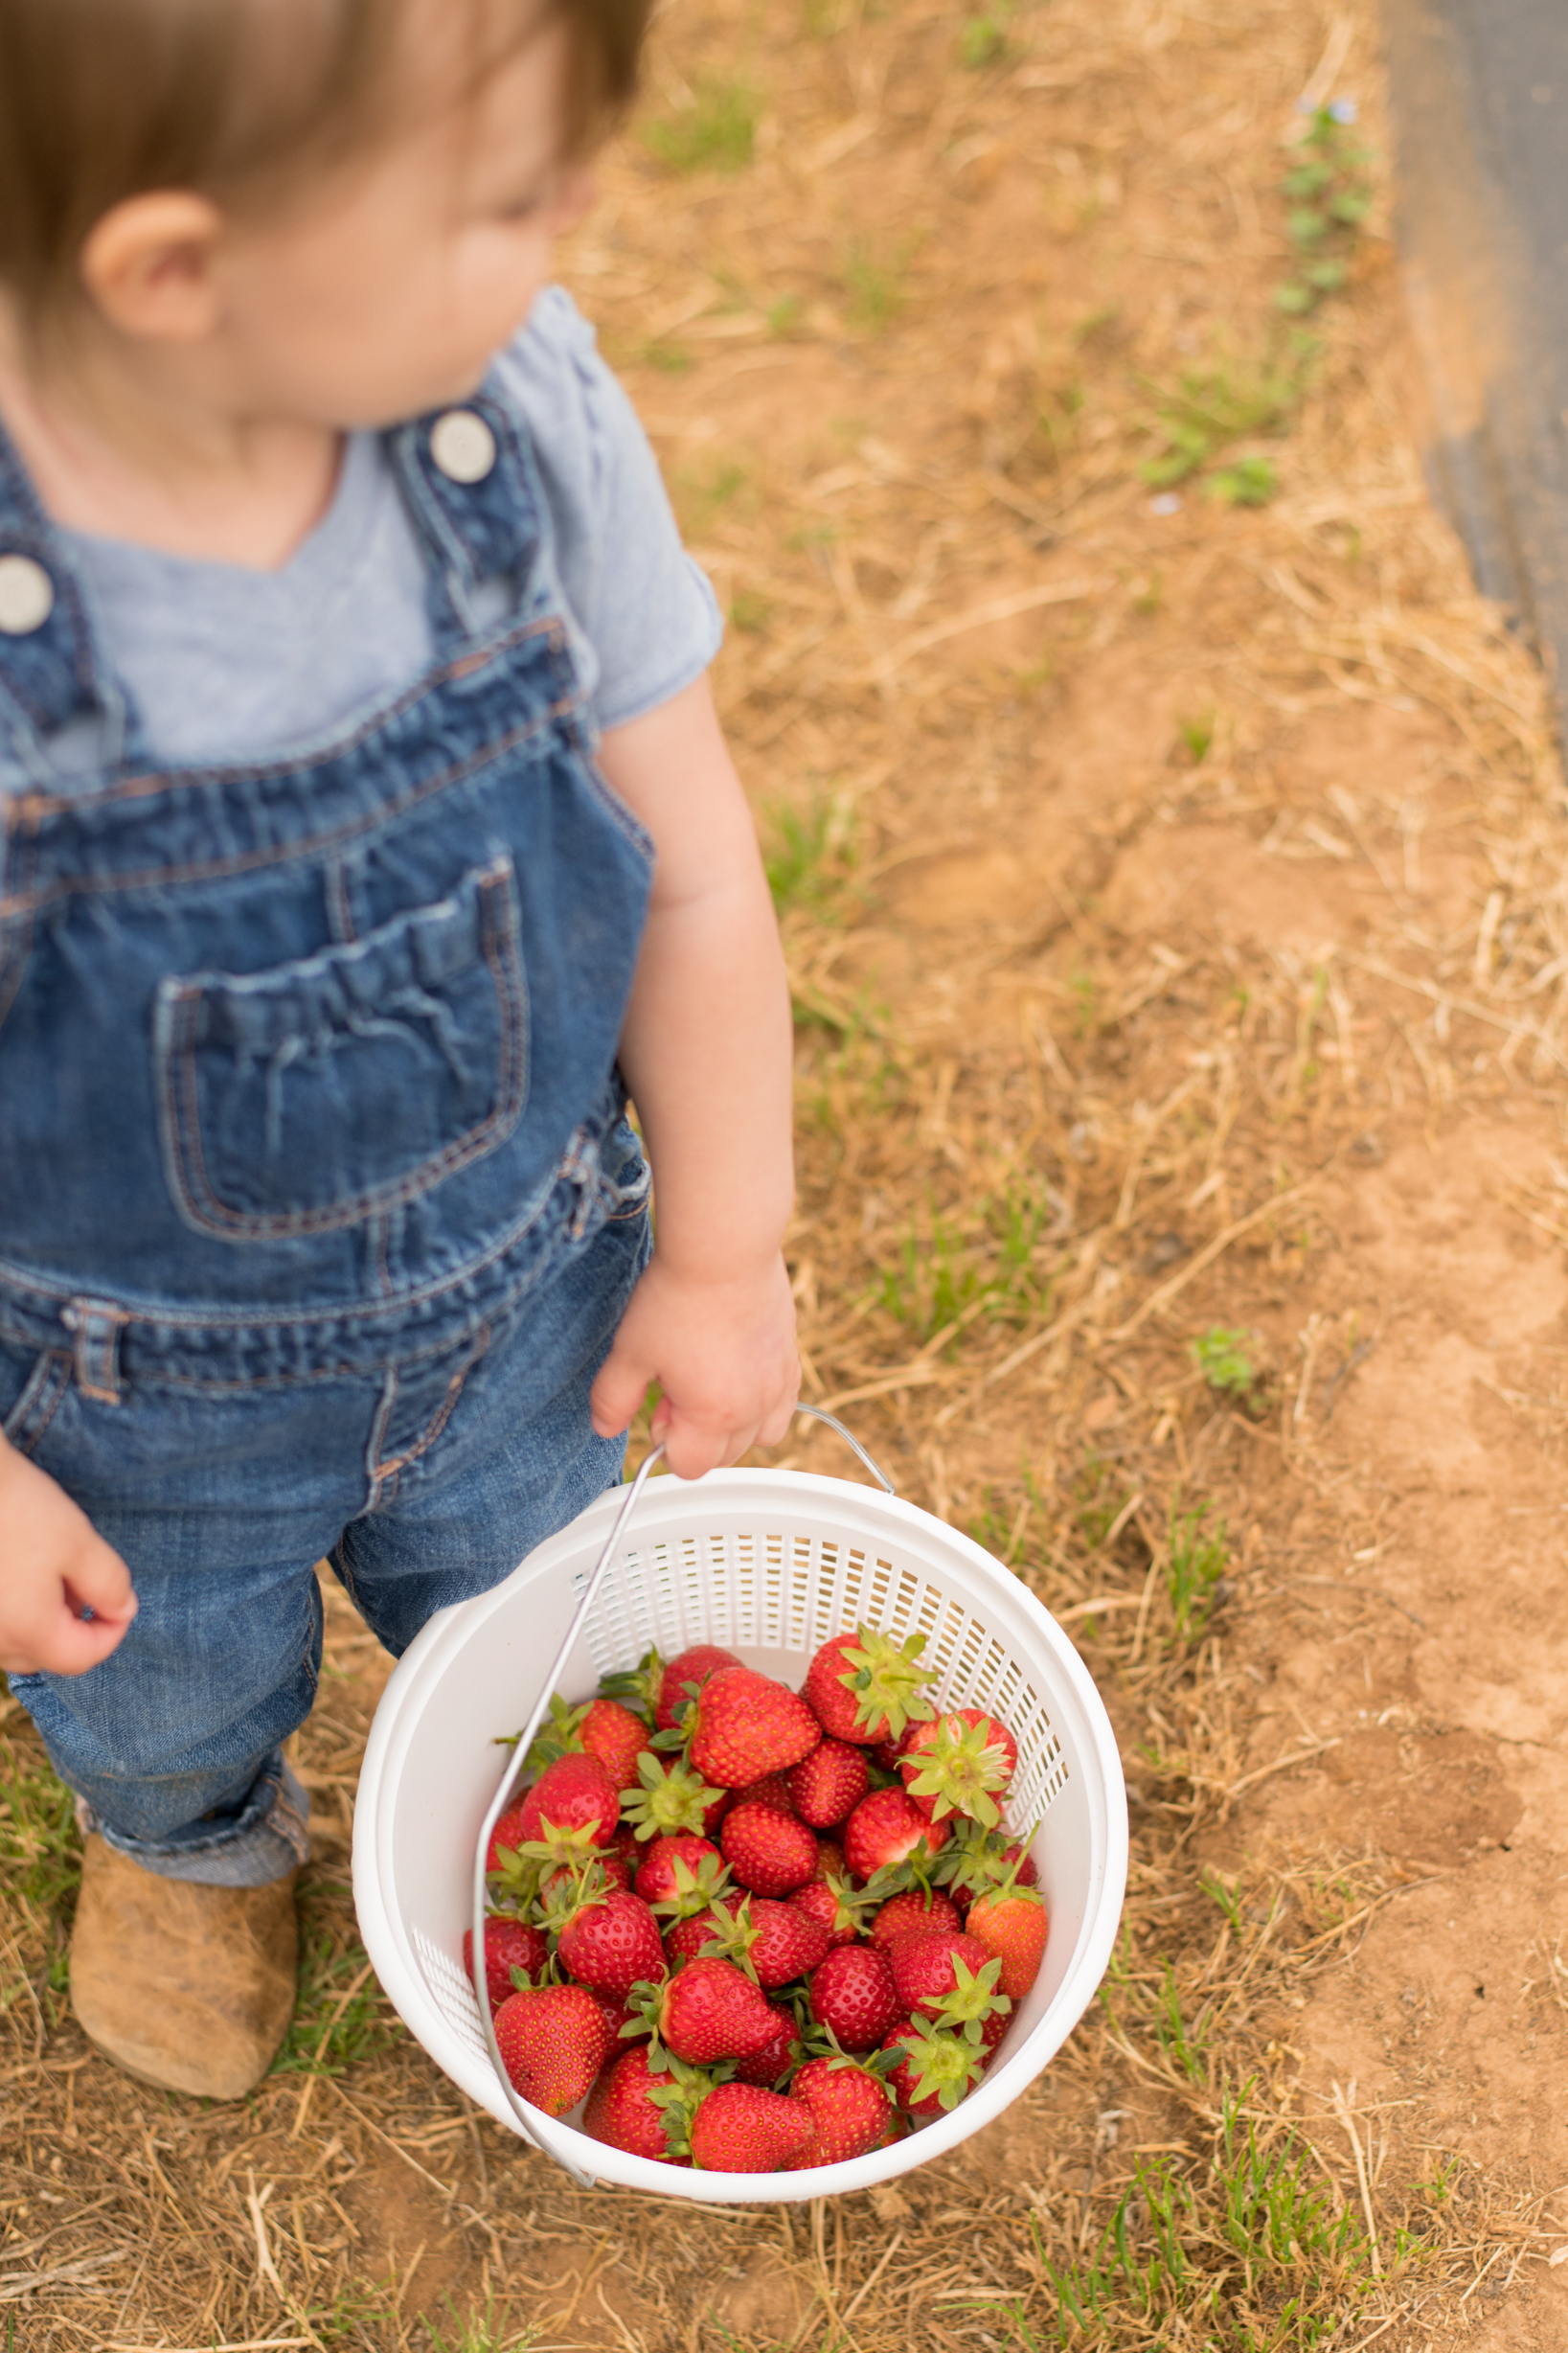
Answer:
[
  {"left": 0, "top": 420, "right": 145, "bottom": 779},
  {"left": 384, "top": 378, "right": 550, "bottom": 657}
]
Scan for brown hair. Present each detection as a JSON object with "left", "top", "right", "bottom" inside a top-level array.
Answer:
[{"left": 0, "top": 0, "right": 649, "bottom": 316}]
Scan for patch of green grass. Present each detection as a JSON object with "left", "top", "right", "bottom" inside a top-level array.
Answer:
[
  {"left": 1207, "top": 453, "right": 1279, "bottom": 507},
  {"left": 1177, "top": 709, "right": 1216, "bottom": 764},
  {"left": 729, "top": 584, "right": 773, "bottom": 634},
  {"left": 1166, "top": 1501, "right": 1230, "bottom": 1642},
  {"left": 672, "top": 455, "right": 753, "bottom": 540},
  {"left": 641, "top": 337, "right": 694, "bottom": 374},
  {"left": 423, "top": 2299, "right": 542, "bottom": 2353},
  {"left": 842, "top": 240, "right": 909, "bottom": 332},
  {"left": 270, "top": 1919, "right": 402, "bottom": 2078},
  {"left": 875, "top": 1186, "right": 1052, "bottom": 1345},
  {"left": 763, "top": 788, "right": 858, "bottom": 922},
  {"left": 310, "top": 2279, "right": 395, "bottom": 2345},
  {"left": 1276, "top": 104, "right": 1375, "bottom": 316},
  {"left": 0, "top": 1733, "right": 81, "bottom": 1923},
  {"left": 1139, "top": 357, "right": 1302, "bottom": 508},
  {"left": 1073, "top": 1454, "right": 1136, "bottom": 1549},
  {"left": 643, "top": 80, "right": 759, "bottom": 174},
  {"left": 765, "top": 292, "right": 804, "bottom": 337},
  {"left": 960, "top": 8, "right": 1011, "bottom": 66},
  {"left": 1191, "top": 1324, "right": 1258, "bottom": 1396}
]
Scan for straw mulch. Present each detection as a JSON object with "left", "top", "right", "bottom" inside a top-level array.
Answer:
[{"left": 4, "top": 0, "right": 1566, "bottom": 2344}]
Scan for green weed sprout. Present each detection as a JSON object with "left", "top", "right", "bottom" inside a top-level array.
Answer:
[
  {"left": 1276, "top": 101, "right": 1375, "bottom": 316},
  {"left": 644, "top": 80, "right": 759, "bottom": 174},
  {"left": 1166, "top": 1502, "right": 1230, "bottom": 1641},
  {"left": 1190, "top": 1324, "right": 1257, "bottom": 1395}
]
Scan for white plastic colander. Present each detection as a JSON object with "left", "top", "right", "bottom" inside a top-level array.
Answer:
[{"left": 352, "top": 1410, "right": 1127, "bottom": 2202}]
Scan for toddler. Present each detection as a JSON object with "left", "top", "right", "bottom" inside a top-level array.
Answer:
[{"left": 0, "top": 0, "right": 798, "bottom": 2096}]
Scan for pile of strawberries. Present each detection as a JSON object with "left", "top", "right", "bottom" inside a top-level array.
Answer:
[{"left": 464, "top": 1625, "right": 1048, "bottom": 2176}]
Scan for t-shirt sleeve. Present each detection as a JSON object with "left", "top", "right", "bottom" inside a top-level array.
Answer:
[{"left": 494, "top": 286, "right": 723, "bottom": 733}]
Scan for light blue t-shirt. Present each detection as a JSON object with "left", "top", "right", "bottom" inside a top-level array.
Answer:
[{"left": 53, "top": 287, "right": 721, "bottom": 772}]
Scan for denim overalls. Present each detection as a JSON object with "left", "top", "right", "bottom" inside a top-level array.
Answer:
[{"left": 0, "top": 382, "right": 654, "bottom": 1884}]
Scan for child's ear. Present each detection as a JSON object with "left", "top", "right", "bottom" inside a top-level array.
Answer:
[{"left": 79, "top": 192, "right": 225, "bottom": 344}]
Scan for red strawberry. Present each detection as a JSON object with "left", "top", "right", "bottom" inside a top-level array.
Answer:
[
  {"left": 786, "top": 1739, "right": 869, "bottom": 1830},
  {"left": 666, "top": 1908, "right": 728, "bottom": 1966},
  {"left": 869, "top": 1888, "right": 962, "bottom": 1949},
  {"left": 870, "top": 1725, "right": 918, "bottom": 1773},
  {"left": 734, "top": 2003, "right": 801, "bottom": 2087},
  {"left": 803, "top": 1626, "right": 936, "bottom": 1746},
  {"left": 689, "top": 1669, "right": 821, "bottom": 1788},
  {"left": 492, "top": 1983, "right": 615, "bottom": 2116},
  {"left": 634, "top": 1835, "right": 723, "bottom": 1907},
  {"left": 621, "top": 1752, "right": 729, "bottom": 1843},
  {"left": 647, "top": 1956, "right": 781, "bottom": 2065},
  {"left": 540, "top": 1852, "right": 633, "bottom": 1906},
  {"left": 789, "top": 1872, "right": 874, "bottom": 1950},
  {"left": 789, "top": 2056, "right": 896, "bottom": 2163},
  {"left": 807, "top": 1944, "right": 901, "bottom": 2051},
  {"left": 463, "top": 1917, "right": 549, "bottom": 2010},
  {"left": 656, "top": 1645, "right": 742, "bottom": 1732},
  {"left": 810, "top": 1838, "right": 846, "bottom": 1883},
  {"left": 518, "top": 1753, "right": 619, "bottom": 1854},
  {"left": 887, "top": 1929, "right": 1010, "bottom": 2033},
  {"left": 579, "top": 1696, "right": 656, "bottom": 1792},
  {"left": 691, "top": 2081, "right": 817, "bottom": 2173},
  {"left": 898, "top": 1707, "right": 1019, "bottom": 1827},
  {"left": 693, "top": 1894, "right": 830, "bottom": 1988},
  {"left": 485, "top": 1801, "right": 532, "bottom": 1875},
  {"left": 881, "top": 2015, "right": 987, "bottom": 2116},
  {"left": 966, "top": 1884, "right": 1049, "bottom": 1999},
  {"left": 582, "top": 2045, "right": 695, "bottom": 2162},
  {"left": 555, "top": 1889, "right": 667, "bottom": 2002},
  {"left": 733, "top": 1772, "right": 799, "bottom": 1816},
  {"left": 721, "top": 1800, "right": 819, "bottom": 1897},
  {"left": 843, "top": 1788, "right": 950, "bottom": 1880}
]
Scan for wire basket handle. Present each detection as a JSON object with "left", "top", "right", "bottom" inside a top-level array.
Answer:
[{"left": 468, "top": 1404, "right": 895, "bottom": 2180}]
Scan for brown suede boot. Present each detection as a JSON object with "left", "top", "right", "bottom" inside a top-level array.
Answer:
[{"left": 70, "top": 1835, "right": 298, "bottom": 2099}]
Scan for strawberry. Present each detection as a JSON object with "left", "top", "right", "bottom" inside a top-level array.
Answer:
[
  {"left": 692, "top": 1894, "right": 831, "bottom": 1989},
  {"left": 554, "top": 1888, "right": 667, "bottom": 2002},
  {"left": 940, "top": 1826, "right": 1039, "bottom": 1913},
  {"left": 689, "top": 1668, "right": 822, "bottom": 1788},
  {"left": 665, "top": 1908, "right": 729, "bottom": 1966},
  {"left": 484, "top": 1800, "right": 532, "bottom": 1876},
  {"left": 582, "top": 2045, "right": 702, "bottom": 2162},
  {"left": 721, "top": 1800, "right": 819, "bottom": 1897},
  {"left": 539, "top": 1852, "right": 633, "bottom": 1907},
  {"left": 634, "top": 1835, "right": 723, "bottom": 1908},
  {"left": 898, "top": 1707, "right": 1018, "bottom": 1828},
  {"left": 870, "top": 1725, "right": 918, "bottom": 1773},
  {"left": 881, "top": 2015, "right": 987, "bottom": 2116},
  {"left": 810, "top": 1838, "right": 846, "bottom": 1883},
  {"left": 887, "top": 1930, "right": 1011, "bottom": 2035},
  {"left": 492, "top": 1983, "right": 615, "bottom": 2116},
  {"left": 463, "top": 1916, "right": 549, "bottom": 2010},
  {"left": 789, "top": 1872, "right": 874, "bottom": 1950},
  {"left": 635, "top": 1956, "right": 782, "bottom": 2065},
  {"left": 578, "top": 1697, "right": 656, "bottom": 1792},
  {"left": 842, "top": 1787, "right": 950, "bottom": 1880},
  {"left": 733, "top": 1772, "right": 799, "bottom": 1816},
  {"left": 786, "top": 1739, "right": 869, "bottom": 1830},
  {"left": 803, "top": 1626, "right": 936, "bottom": 1746},
  {"left": 587, "top": 1987, "right": 640, "bottom": 2042},
  {"left": 807, "top": 1944, "right": 901, "bottom": 2051},
  {"left": 869, "top": 1888, "right": 962, "bottom": 1949},
  {"left": 691, "top": 2081, "right": 817, "bottom": 2173},
  {"left": 789, "top": 2055, "right": 896, "bottom": 2163},
  {"left": 734, "top": 2002, "right": 801, "bottom": 2087},
  {"left": 655, "top": 1644, "right": 742, "bottom": 1733},
  {"left": 966, "top": 1882, "right": 1049, "bottom": 1999},
  {"left": 517, "top": 1753, "right": 619, "bottom": 1855},
  {"left": 621, "top": 1751, "right": 729, "bottom": 1842}
]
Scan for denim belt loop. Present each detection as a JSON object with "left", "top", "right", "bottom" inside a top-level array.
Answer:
[{"left": 61, "top": 1295, "right": 128, "bottom": 1403}]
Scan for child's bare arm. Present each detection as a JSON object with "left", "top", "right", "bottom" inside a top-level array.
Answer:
[
  {"left": 0, "top": 1430, "right": 139, "bottom": 1675},
  {"left": 589, "top": 674, "right": 799, "bottom": 1477}
]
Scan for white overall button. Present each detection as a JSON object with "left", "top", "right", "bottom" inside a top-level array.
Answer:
[
  {"left": 0, "top": 553, "right": 54, "bottom": 634},
  {"left": 430, "top": 409, "right": 497, "bottom": 485}
]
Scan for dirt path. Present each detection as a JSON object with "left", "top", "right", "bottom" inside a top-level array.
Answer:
[{"left": 4, "top": 0, "right": 1568, "bottom": 2345}]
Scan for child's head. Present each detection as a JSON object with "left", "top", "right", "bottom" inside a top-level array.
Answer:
[{"left": 0, "top": 0, "right": 650, "bottom": 423}]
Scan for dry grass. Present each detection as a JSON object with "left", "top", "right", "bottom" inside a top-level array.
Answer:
[{"left": 5, "top": 0, "right": 1568, "bottom": 2343}]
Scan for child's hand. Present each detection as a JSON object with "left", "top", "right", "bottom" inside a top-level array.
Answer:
[
  {"left": 0, "top": 1435, "right": 139, "bottom": 1677},
  {"left": 589, "top": 1250, "right": 800, "bottom": 1479}
]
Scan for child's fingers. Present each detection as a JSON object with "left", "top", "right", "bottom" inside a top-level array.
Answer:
[
  {"left": 62, "top": 1535, "right": 138, "bottom": 1626},
  {"left": 589, "top": 1334, "right": 652, "bottom": 1440}
]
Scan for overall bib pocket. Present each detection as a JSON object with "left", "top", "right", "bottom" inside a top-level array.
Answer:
[{"left": 153, "top": 856, "right": 527, "bottom": 1240}]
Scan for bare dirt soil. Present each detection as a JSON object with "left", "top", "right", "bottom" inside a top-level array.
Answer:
[{"left": 4, "top": 0, "right": 1568, "bottom": 2346}]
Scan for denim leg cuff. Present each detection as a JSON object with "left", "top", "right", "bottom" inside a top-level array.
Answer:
[{"left": 74, "top": 1754, "right": 311, "bottom": 1888}]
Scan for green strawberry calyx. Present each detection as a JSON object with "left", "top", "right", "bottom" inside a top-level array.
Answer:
[
  {"left": 901, "top": 1716, "right": 1013, "bottom": 1829},
  {"left": 646, "top": 1851, "right": 735, "bottom": 1923},
  {"left": 597, "top": 1646, "right": 664, "bottom": 1720},
  {"left": 645, "top": 2054, "right": 728, "bottom": 2161},
  {"left": 621, "top": 1751, "right": 726, "bottom": 1840},
  {"left": 836, "top": 1626, "right": 937, "bottom": 1740},
  {"left": 896, "top": 2016, "right": 988, "bottom": 2111},
  {"left": 927, "top": 1952, "right": 1011, "bottom": 2034}
]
